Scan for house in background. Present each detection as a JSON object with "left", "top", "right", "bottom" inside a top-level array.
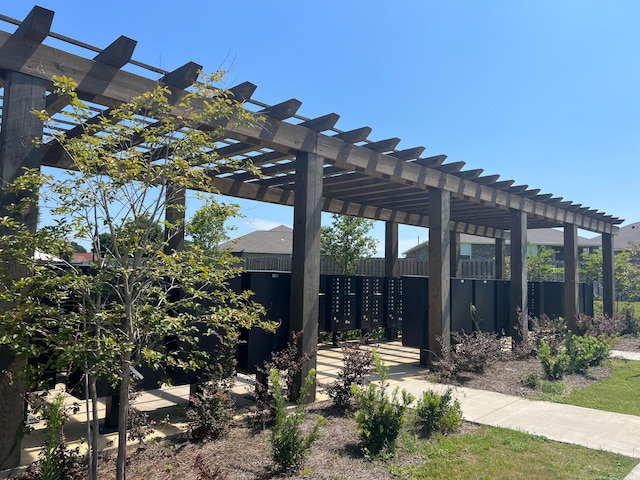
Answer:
[
  {"left": 218, "top": 225, "right": 293, "bottom": 263},
  {"left": 593, "top": 221, "right": 640, "bottom": 252},
  {"left": 403, "top": 228, "right": 601, "bottom": 261}
]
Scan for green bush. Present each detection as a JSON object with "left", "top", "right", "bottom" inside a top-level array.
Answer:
[
  {"left": 353, "top": 350, "right": 415, "bottom": 459},
  {"left": 565, "top": 333, "right": 610, "bottom": 373},
  {"left": 326, "top": 342, "right": 374, "bottom": 409},
  {"left": 270, "top": 368, "right": 324, "bottom": 473},
  {"left": 414, "top": 388, "right": 463, "bottom": 437},
  {"left": 539, "top": 339, "right": 568, "bottom": 380}
]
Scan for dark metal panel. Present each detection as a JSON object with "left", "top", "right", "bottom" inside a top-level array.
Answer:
[
  {"left": 401, "top": 276, "right": 428, "bottom": 349},
  {"left": 473, "top": 280, "right": 496, "bottom": 333},
  {"left": 451, "top": 279, "right": 473, "bottom": 334}
]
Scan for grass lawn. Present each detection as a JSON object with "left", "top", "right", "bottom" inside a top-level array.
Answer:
[
  {"left": 389, "top": 425, "right": 637, "bottom": 480},
  {"left": 563, "top": 359, "right": 640, "bottom": 415}
]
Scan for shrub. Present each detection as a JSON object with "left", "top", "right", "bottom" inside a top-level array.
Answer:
[
  {"left": 270, "top": 368, "right": 324, "bottom": 473},
  {"left": 538, "top": 339, "right": 568, "bottom": 380},
  {"left": 565, "top": 333, "right": 610, "bottom": 373},
  {"left": 187, "top": 335, "right": 238, "bottom": 441},
  {"left": 413, "top": 388, "right": 463, "bottom": 437},
  {"left": 326, "top": 341, "right": 374, "bottom": 409},
  {"left": 434, "top": 329, "right": 503, "bottom": 377},
  {"left": 256, "top": 331, "right": 317, "bottom": 409},
  {"left": 353, "top": 350, "right": 415, "bottom": 459},
  {"left": 522, "top": 372, "right": 541, "bottom": 389},
  {"left": 576, "top": 313, "right": 627, "bottom": 338},
  {"left": 35, "top": 393, "right": 82, "bottom": 480}
]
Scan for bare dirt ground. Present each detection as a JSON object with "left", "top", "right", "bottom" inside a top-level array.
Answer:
[{"left": 32, "top": 336, "right": 640, "bottom": 479}]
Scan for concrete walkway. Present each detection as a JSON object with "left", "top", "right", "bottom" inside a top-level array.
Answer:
[{"left": 10, "top": 341, "right": 640, "bottom": 479}]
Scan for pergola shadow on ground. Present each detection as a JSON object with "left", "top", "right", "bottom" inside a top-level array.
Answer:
[
  {"left": 0, "top": 5, "right": 623, "bottom": 469},
  {"left": 17, "top": 339, "right": 418, "bottom": 469}
]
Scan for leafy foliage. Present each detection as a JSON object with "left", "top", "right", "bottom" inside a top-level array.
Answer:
[
  {"left": 187, "top": 334, "right": 239, "bottom": 442},
  {"left": 325, "top": 341, "right": 374, "bottom": 409},
  {"left": 256, "top": 331, "right": 316, "bottom": 408},
  {"left": 0, "top": 74, "right": 268, "bottom": 479},
  {"left": 434, "top": 329, "right": 504, "bottom": 378},
  {"left": 186, "top": 197, "right": 241, "bottom": 257},
  {"left": 352, "top": 350, "right": 414, "bottom": 459},
  {"left": 538, "top": 331, "right": 610, "bottom": 380},
  {"left": 615, "top": 241, "right": 640, "bottom": 301},
  {"left": 34, "top": 393, "right": 82, "bottom": 480},
  {"left": 320, "top": 214, "right": 377, "bottom": 274},
  {"left": 270, "top": 368, "right": 324, "bottom": 473},
  {"left": 413, "top": 388, "right": 463, "bottom": 438},
  {"left": 538, "top": 339, "right": 569, "bottom": 380}
]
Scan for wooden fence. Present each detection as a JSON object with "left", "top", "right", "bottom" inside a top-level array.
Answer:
[{"left": 239, "top": 256, "right": 573, "bottom": 281}]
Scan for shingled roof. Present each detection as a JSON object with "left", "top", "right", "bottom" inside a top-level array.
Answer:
[{"left": 219, "top": 225, "right": 293, "bottom": 254}]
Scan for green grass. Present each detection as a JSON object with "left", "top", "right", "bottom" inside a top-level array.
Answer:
[
  {"left": 388, "top": 425, "right": 637, "bottom": 480},
  {"left": 563, "top": 359, "right": 640, "bottom": 415}
]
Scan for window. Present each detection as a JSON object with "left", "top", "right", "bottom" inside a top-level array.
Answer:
[{"left": 460, "top": 244, "right": 472, "bottom": 259}]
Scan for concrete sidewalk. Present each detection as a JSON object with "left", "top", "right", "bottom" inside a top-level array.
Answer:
[{"left": 12, "top": 341, "right": 640, "bottom": 479}]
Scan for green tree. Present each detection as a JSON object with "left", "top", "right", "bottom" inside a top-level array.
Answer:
[
  {"left": 527, "top": 246, "right": 563, "bottom": 282},
  {"left": 320, "top": 214, "right": 377, "bottom": 274},
  {"left": 186, "top": 197, "right": 241, "bottom": 257},
  {"left": 615, "top": 241, "right": 640, "bottom": 301},
  {"left": 0, "top": 74, "right": 268, "bottom": 480},
  {"left": 580, "top": 248, "right": 603, "bottom": 284}
]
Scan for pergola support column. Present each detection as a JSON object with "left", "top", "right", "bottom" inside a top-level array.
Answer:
[
  {"left": 495, "top": 238, "right": 506, "bottom": 280},
  {"left": 450, "top": 232, "right": 460, "bottom": 278},
  {"left": 602, "top": 233, "right": 615, "bottom": 318},
  {"left": 164, "top": 185, "right": 186, "bottom": 254},
  {"left": 423, "top": 188, "right": 451, "bottom": 366},
  {"left": 564, "top": 224, "right": 579, "bottom": 331},
  {"left": 384, "top": 221, "right": 399, "bottom": 340},
  {"left": 0, "top": 71, "right": 46, "bottom": 469},
  {"left": 509, "top": 210, "right": 528, "bottom": 343},
  {"left": 290, "top": 151, "right": 322, "bottom": 402}
]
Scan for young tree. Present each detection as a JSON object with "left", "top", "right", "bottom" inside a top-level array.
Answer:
[
  {"left": 615, "top": 241, "right": 640, "bottom": 301},
  {"left": 186, "top": 197, "right": 241, "bottom": 257},
  {"left": 320, "top": 214, "right": 377, "bottom": 274},
  {"left": 580, "top": 248, "right": 603, "bottom": 284},
  {"left": 0, "top": 74, "right": 268, "bottom": 480},
  {"left": 527, "top": 246, "right": 563, "bottom": 282}
]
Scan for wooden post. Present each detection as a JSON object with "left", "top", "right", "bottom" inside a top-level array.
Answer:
[
  {"left": 495, "top": 238, "right": 506, "bottom": 280},
  {"left": 290, "top": 150, "right": 322, "bottom": 402},
  {"left": 384, "top": 221, "right": 399, "bottom": 277},
  {"left": 564, "top": 224, "right": 579, "bottom": 331},
  {"left": 164, "top": 184, "right": 186, "bottom": 254},
  {"left": 384, "top": 221, "right": 399, "bottom": 340},
  {"left": 509, "top": 210, "right": 528, "bottom": 343},
  {"left": 450, "top": 231, "right": 460, "bottom": 278},
  {"left": 0, "top": 71, "right": 46, "bottom": 469},
  {"left": 602, "top": 232, "right": 615, "bottom": 318},
  {"left": 424, "top": 188, "right": 451, "bottom": 366}
]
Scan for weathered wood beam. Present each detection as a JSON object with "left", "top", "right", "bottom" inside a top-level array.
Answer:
[
  {"left": 363, "top": 137, "right": 401, "bottom": 153},
  {"left": 299, "top": 113, "right": 340, "bottom": 132},
  {"left": 228, "top": 81, "right": 257, "bottom": 102},
  {"left": 425, "top": 188, "right": 451, "bottom": 366},
  {"left": 290, "top": 150, "right": 322, "bottom": 402},
  {"left": 46, "top": 36, "right": 138, "bottom": 114},
  {"left": 564, "top": 224, "right": 579, "bottom": 331},
  {"left": 602, "top": 233, "right": 615, "bottom": 317},
  {"left": 160, "top": 61, "right": 202, "bottom": 89},
  {"left": 0, "top": 71, "right": 47, "bottom": 470},
  {"left": 439, "top": 161, "right": 466, "bottom": 173},
  {"left": 333, "top": 127, "right": 372, "bottom": 143},
  {"left": 412, "top": 154, "right": 447, "bottom": 167},
  {"left": 476, "top": 174, "right": 500, "bottom": 185},
  {"left": 260, "top": 98, "right": 302, "bottom": 120},
  {"left": 459, "top": 168, "right": 483, "bottom": 180},
  {"left": 509, "top": 210, "right": 528, "bottom": 344},
  {"left": 391, "top": 146, "right": 425, "bottom": 160},
  {"left": 94, "top": 35, "right": 137, "bottom": 68},
  {"left": 14, "top": 6, "right": 53, "bottom": 43},
  {"left": 0, "top": 30, "right": 619, "bottom": 234}
]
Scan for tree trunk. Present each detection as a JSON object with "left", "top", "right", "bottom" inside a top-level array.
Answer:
[
  {"left": 89, "top": 375, "right": 99, "bottom": 480},
  {"left": 116, "top": 352, "right": 131, "bottom": 480}
]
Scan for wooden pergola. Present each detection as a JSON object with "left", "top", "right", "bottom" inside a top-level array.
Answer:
[{"left": 0, "top": 6, "right": 622, "bottom": 468}]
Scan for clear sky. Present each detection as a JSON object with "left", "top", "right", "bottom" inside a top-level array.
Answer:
[{"left": 3, "top": 1, "right": 639, "bottom": 255}]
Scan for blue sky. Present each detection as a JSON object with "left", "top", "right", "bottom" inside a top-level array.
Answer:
[{"left": 4, "top": 1, "right": 639, "bottom": 255}]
